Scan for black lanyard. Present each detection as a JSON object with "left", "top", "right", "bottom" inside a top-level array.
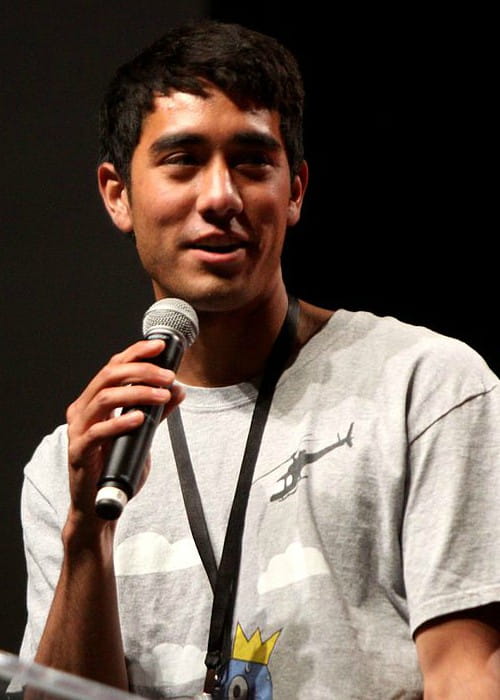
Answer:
[{"left": 167, "top": 296, "right": 299, "bottom": 693}]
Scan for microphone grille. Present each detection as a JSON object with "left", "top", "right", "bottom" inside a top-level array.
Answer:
[{"left": 142, "top": 298, "right": 199, "bottom": 346}]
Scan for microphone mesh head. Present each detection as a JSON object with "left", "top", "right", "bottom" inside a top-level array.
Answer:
[{"left": 142, "top": 298, "right": 199, "bottom": 346}]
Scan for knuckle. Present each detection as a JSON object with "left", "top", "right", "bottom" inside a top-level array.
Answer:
[
  {"left": 109, "top": 348, "right": 127, "bottom": 364},
  {"left": 95, "top": 389, "right": 113, "bottom": 410},
  {"left": 85, "top": 422, "right": 101, "bottom": 442},
  {"left": 100, "top": 364, "right": 116, "bottom": 384}
]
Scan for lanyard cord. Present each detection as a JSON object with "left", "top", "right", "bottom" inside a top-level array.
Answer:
[{"left": 167, "top": 296, "right": 300, "bottom": 691}]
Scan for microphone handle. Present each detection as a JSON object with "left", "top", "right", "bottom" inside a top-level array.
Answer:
[{"left": 95, "top": 331, "right": 184, "bottom": 520}]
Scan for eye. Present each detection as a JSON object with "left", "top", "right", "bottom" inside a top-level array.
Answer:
[
  {"left": 234, "top": 151, "right": 271, "bottom": 167},
  {"left": 231, "top": 152, "right": 273, "bottom": 181},
  {"left": 227, "top": 674, "right": 249, "bottom": 699},
  {"left": 158, "top": 152, "right": 201, "bottom": 181},
  {"left": 161, "top": 152, "right": 198, "bottom": 166}
]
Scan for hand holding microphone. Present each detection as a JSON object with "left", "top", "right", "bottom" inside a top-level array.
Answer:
[{"left": 94, "top": 298, "right": 199, "bottom": 520}]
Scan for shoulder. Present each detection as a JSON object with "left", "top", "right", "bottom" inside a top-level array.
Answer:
[
  {"left": 311, "top": 304, "right": 496, "bottom": 383},
  {"left": 295, "top": 303, "right": 498, "bottom": 418}
]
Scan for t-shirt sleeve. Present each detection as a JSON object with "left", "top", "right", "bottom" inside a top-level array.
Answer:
[
  {"left": 17, "top": 426, "right": 70, "bottom": 665},
  {"left": 403, "top": 378, "right": 500, "bottom": 635}
]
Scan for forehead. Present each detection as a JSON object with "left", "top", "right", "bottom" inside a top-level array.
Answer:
[{"left": 138, "top": 87, "right": 284, "bottom": 148}]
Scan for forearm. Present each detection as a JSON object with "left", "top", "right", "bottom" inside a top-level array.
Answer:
[
  {"left": 27, "top": 339, "right": 181, "bottom": 695},
  {"left": 423, "top": 665, "right": 500, "bottom": 699},
  {"left": 34, "top": 515, "right": 128, "bottom": 691},
  {"left": 417, "top": 609, "right": 500, "bottom": 699}
]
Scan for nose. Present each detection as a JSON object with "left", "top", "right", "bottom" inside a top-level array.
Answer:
[{"left": 197, "top": 158, "right": 243, "bottom": 222}]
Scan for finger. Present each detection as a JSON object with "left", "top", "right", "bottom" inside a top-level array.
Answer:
[
  {"left": 68, "top": 408, "right": 146, "bottom": 471},
  {"left": 109, "top": 339, "right": 167, "bottom": 364},
  {"left": 72, "top": 339, "right": 166, "bottom": 400},
  {"left": 69, "top": 384, "right": 173, "bottom": 447},
  {"left": 67, "top": 358, "right": 175, "bottom": 423},
  {"left": 159, "top": 382, "right": 186, "bottom": 420}
]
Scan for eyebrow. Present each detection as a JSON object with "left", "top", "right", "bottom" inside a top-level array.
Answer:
[{"left": 149, "top": 130, "right": 282, "bottom": 156}]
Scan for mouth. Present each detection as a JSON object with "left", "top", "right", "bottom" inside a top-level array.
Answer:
[
  {"left": 186, "top": 235, "right": 250, "bottom": 268},
  {"left": 191, "top": 242, "right": 246, "bottom": 254}
]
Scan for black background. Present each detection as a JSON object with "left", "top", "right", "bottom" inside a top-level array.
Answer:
[{"left": 1, "top": 1, "right": 497, "bottom": 657}]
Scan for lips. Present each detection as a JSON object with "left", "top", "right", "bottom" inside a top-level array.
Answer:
[
  {"left": 188, "top": 233, "right": 250, "bottom": 254},
  {"left": 191, "top": 242, "right": 244, "bottom": 253},
  {"left": 186, "top": 233, "right": 250, "bottom": 267}
]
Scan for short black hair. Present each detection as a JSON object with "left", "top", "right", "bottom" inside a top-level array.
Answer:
[{"left": 98, "top": 20, "right": 305, "bottom": 184}]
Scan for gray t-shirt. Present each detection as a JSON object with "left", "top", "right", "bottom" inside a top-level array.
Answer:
[{"left": 16, "top": 310, "right": 500, "bottom": 698}]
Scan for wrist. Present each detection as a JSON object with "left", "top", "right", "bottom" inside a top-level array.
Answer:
[{"left": 62, "top": 506, "right": 116, "bottom": 562}]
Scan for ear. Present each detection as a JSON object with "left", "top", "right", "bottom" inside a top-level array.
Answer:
[
  {"left": 287, "top": 160, "right": 309, "bottom": 227},
  {"left": 97, "top": 162, "right": 133, "bottom": 233}
]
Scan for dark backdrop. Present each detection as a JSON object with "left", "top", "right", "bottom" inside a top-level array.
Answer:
[{"left": 1, "top": 2, "right": 497, "bottom": 658}]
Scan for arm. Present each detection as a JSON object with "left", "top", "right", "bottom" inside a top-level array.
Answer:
[
  {"left": 33, "top": 514, "right": 127, "bottom": 688},
  {"left": 415, "top": 604, "right": 500, "bottom": 698},
  {"left": 31, "top": 339, "right": 184, "bottom": 690}
]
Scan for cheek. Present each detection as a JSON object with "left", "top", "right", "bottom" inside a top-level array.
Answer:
[
  {"left": 246, "top": 183, "right": 291, "bottom": 224},
  {"left": 131, "top": 187, "right": 192, "bottom": 238},
  {"left": 257, "top": 198, "right": 292, "bottom": 244}
]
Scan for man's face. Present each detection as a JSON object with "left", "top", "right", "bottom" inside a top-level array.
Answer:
[{"left": 104, "top": 86, "right": 306, "bottom": 312}]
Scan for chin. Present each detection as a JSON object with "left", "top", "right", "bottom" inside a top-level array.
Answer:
[
  {"left": 189, "top": 290, "right": 255, "bottom": 313},
  {"left": 153, "top": 280, "right": 252, "bottom": 312}
]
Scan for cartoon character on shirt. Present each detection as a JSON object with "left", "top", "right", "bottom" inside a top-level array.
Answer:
[{"left": 218, "top": 623, "right": 280, "bottom": 699}]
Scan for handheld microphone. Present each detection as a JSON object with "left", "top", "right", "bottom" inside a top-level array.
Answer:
[{"left": 95, "top": 298, "right": 199, "bottom": 520}]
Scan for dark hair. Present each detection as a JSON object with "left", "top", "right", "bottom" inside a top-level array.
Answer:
[{"left": 98, "top": 20, "right": 305, "bottom": 184}]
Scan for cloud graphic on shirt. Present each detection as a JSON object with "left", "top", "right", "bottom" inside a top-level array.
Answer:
[
  {"left": 128, "top": 642, "right": 206, "bottom": 687},
  {"left": 115, "top": 532, "right": 201, "bottom": 576},
  {"left": 152, "top": 642, "right": 206, "bottom": 685},
  {"left": 258, "top": 541, "right": 329, "bottom": 594}
]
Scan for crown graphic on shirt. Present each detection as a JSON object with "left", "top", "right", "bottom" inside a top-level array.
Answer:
[{"left": 232, "top": 623, "right": 281, "bottom": 665}]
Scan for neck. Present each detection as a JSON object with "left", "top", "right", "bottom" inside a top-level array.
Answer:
[
  {"left": 176, "top": 291, "right": 290, "bottom": 387},
  {"left": 175, "top": 293, "right": 335, "bottom": 388}
]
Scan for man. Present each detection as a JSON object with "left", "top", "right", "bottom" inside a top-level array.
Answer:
[{"left": 13, "top": 19, "right": 500, "bottom": 699}]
